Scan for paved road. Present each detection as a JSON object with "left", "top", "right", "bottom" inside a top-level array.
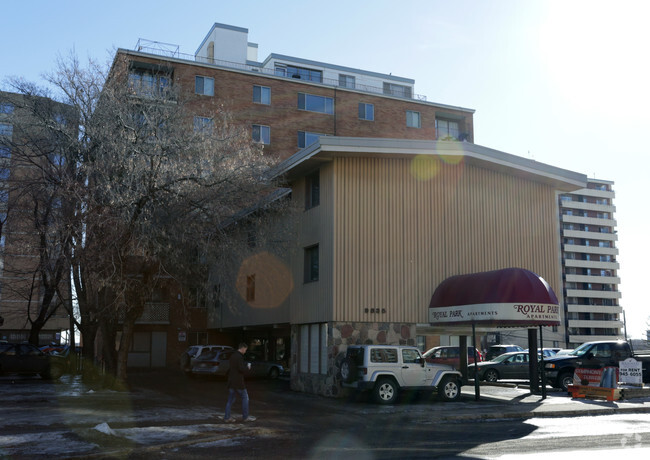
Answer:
[{"left": 2, "top": 371, "right": 650, "bottom": 459}]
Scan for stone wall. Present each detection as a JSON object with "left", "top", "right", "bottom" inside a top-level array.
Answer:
[{"left": 290, "top": 321, "right": 416, "bottom": 397}]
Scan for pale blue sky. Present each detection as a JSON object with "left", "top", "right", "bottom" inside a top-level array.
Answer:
[{"left": 2, "top": 0, "right": 648, "bottom": 337}]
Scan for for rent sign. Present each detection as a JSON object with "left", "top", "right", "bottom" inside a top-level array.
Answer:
[
  {"left": 619, "top": 358, "right": 643, "bottom": 385},
  {"left": 428, "top": 303, "right": 560, "bottom": 325}
]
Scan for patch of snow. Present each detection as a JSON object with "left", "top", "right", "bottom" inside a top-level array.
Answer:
[{"left": 93, "top": 422, "right": 117, "bottom": 436}]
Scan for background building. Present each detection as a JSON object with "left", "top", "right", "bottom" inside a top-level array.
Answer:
[
  {"left": 0, "top": 91, "right": 71, "bottom": 344},
  {"left": 559, "top": 178, "right": 623, "bottom": 347}
]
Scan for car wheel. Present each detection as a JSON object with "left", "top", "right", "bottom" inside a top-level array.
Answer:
[
  {"left": 268, "top": 367, "right": 280, "bottom": 379},
  {"left": 374, "top": 378, "right": 399, "bottom": 404},
  {"left": 340, "top": 358, "right": 357, "bottom": 384},
  {"left": 484, "top": 369, "right": 499, "bottom": 382},
  {"left": 438, "top": 376, "right": 461, "bottom": 402},
  {"left": 558, "top": 370, "right": 574, "bottom": 392}
]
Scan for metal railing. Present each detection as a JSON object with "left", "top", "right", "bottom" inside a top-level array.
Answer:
[{"left": 133, "top": 40, "right": 428, "bottom": 102}]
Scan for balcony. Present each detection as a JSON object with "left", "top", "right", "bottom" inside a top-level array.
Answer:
[
  {"left": 568, "top": 319, "right": 624, "bottom": 329},
  {"left": 566, "top": 304, "right": 623, "bottom": 315},
  {"left": 559, "top": 200, "right": 616, "bottom": 213},
  {"left": 566, "top": 289, "right": 621, "bottom": 299},
  {"left": 133, "top": 40, "right": 430, "bottom": 103},
  {"left": 565, "top": 274, "right": 620, "bottom": 285},
  {"left": 119, "top": 302, "right": 170, "bottom": 325},
  {"left": 563, "top": 259, "right": 619, "bottom": 270}
]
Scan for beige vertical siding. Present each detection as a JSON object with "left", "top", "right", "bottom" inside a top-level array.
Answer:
[
  {"left": 332, "top": 156, "right": 561, "bottom": 324},
  {"left": 289, "top": 163, "right": 335, "bottom": 324}
]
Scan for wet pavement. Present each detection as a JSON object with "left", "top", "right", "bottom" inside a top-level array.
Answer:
[{"left": 2, "top": 371, "right": 650, "bottom": 459}]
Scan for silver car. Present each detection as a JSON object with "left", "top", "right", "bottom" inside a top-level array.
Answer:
[{"left": 191, "top": 350, "right": 284, "bottom": 379}]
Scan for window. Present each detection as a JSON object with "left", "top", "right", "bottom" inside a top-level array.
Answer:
[
  {"left": 383, "top": 82, "right": 412, "bottom": 98},
  {"left": 372, "top": 348, "right": 398, "bottom": 363},
  {"left": 0, "top": 146, "right": 10, "bottom": 159},
  {"left": 358, "top": 103, "right": 374, "bottom": 121},
  {"left": 195, "top": 76, "right": 214, "bottom": 96},
  {"left": 0, "top": 103, "right": 13, "bottom": 114},
  {"left": 252, "top": 124, "right": 270, "bottom": 144},
  {"left": 436, "top": 119, "right": 460, "bottom": 140},
  {"left": 0, "top": 123, "right": 12, "bottom": 137},
  {"left": 339, "top": 74, "right": 355, "bottom": 88},
  {"left": 305, "top": 170, "right": 320, "bottom": 209},
  {"left": 402, "top": 349, "right": 420, "bottom": 364},
  {"left": 0, "top": 168, "right": 9, "bottom": 180},
  {"left": 299, "top": 323, "right": 327, "bottom": 374},
  {"left": 298, "top": 93, "right": 334, "bottom": 114},
  {"left": 253, "top": 85, "right": 271, "bottom": 105},
  {"left": 246, "top": 275, "right": 255, "bottom": 302},
  {"left": 275, "top": 64, "right": 322, "bottom": 82},
  {"left": 128, "top": 69, "right": 171, "bottom": 98},
  {"left": 297, "top": 131, "right": 325, "bottom": 149},
  {"left": 193, "top": 116, "right": 213, "bottom": 133},
  {"left": 304, "top": 245, "right": 319, "bottom": 283},
  {"left": 406, "top": 111, "right": 420, "bottom": 128}
]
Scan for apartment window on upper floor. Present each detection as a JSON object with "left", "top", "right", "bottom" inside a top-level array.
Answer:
[
  {"left": 560, "top": 195, "right": 572, "bottom": 202},
  {"left": 298, "top": 131, "right": 326, "bottom": 149},
  {"left": 252, "top": 124, "right": 270, "bottom": 144},
  {"left": 298, "top": 93, "right": 334, "bottom": 114},
  {"left": 253, "top": 85, "right": 271, "bottom": 105},
  {"left": 195, "top": 76, "right": 214, "bottom": 96},
  {"left": 128, "top": 67, "right": 171, "bottom": 98},
  {"left": 193, "top": 116, "right": 213, "bottom": 134},
  {"left": 339, "top": 74, "right": 355, "bottom": 89},
  {"left": 0, "top": 103, "right": 13, "bottom": 115},
  {"left": 436, "top": 119, "right": 460, "bottom": 140},
  {"left": 304, "top": 244, "right": 319, "bottom": 283},
  {"left": 0, "top": 166, "right": 9, "bottom": 181},
  {"left": 0, "top": 146, "right": 10, "bottom": 159},
  {"left": 358, "top": 103, "right": 374, "bottom": 121},
  {"left": 275, "top": 64, "right": 322, "bottom": 83},
  {"left": 406, "top": 110, "right": 421, "bottom": 128},
  {"left": 0, "top": 123, "right": 12, "bottom": 138},
  {"left": 305, "top": 170, "right": 320, "bottom": 210},
  {"left": 246, "top": 274, "right": 255, "bottom": 302},
  {"left": 383, "top": 82, "right": 412, "bottom": 98}
]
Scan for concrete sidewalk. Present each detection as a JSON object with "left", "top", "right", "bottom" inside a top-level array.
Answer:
[{"left": 451, "top": 382, "right": 650, "bottom": 421}]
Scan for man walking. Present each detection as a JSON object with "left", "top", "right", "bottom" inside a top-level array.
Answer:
[{"left": 224, "top": 342, "right": 256, "bottom": 422}]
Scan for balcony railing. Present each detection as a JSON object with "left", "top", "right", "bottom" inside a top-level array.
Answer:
[
  {"left": 118, "top": 302, "right": 170, "bottom": 324},
  {"left": 133, "top": 39, "right": 429, "bottom": 102}
]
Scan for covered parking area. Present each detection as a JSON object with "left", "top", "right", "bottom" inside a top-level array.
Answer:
[{"left": 426, "top": 267, "right": 561, "bottom": 400}]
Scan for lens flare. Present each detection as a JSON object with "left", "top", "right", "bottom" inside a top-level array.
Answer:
[
  {"left": 236, "top": 251, "right": 293, "bottom": 308},
  {"left": 410, "top": 154, "right": 441, "bottom": 181}
]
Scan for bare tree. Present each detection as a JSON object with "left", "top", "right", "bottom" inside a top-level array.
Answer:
[{"left": 5, "top": 52, "right": 289, "bottom": 382}]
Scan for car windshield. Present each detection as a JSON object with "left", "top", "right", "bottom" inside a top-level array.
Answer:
[
  {"left": 491, "top": 353, "right": 515, "bottom": 363},
  {"left": 569, "top": 343, "right": 593, "bottom": 357}
]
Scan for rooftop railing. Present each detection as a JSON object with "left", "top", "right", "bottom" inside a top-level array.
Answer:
[{"left": 133, "top": 39, "right": 428, "bottom": 102}]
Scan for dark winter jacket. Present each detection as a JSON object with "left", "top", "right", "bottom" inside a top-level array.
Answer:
[{"left": 227, "top": 350, "right": 248, "bottom": 390}]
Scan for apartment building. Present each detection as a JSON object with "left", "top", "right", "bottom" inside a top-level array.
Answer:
[
  {"left": 124, "top": 22, "right": 475, "bottom": 164},
  {"left": 108, "top": 23, "right": 600, "bottom": 394},
  {"left": 0, "top": 91, "right": 71, "bottom": 344},
  {"left": 112, "top": 23, "right": 477, "bottom": 366},
  {"left": 559, "top": 178, "right": 623, "bottom": 347}
]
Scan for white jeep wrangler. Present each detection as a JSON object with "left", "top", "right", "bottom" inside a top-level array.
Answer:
[{"left": 340, "top": 344, "right": 463, "bottom": 404}]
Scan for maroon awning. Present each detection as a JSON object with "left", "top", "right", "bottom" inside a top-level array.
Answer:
[{"left": 428, "top": 268, "right": 560, "bottom": 328}]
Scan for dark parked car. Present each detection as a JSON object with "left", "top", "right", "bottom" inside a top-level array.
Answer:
[
  {"left": 0, "top": 342, "right": 65, "bottom": 379},
  {"left": 470, "top": 351, "right": 532, "bottom": 382},
  {"left": 191, "top": 349, "right": 284, "bottom": 379},
  {"left": 423, "top": 346, "right": 483, "bottom": 369},
  {"left": 485, "top": 344, "right": 524, "bottom": 361},
  {"left": 180, "top": 345, "right": 233, "bottom": 373}
]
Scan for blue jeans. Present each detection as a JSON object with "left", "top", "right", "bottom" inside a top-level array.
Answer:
[{"left": 224, "top": 388, "right": 249, "bottom": 420}]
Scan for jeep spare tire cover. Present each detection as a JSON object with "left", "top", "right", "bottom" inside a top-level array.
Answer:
[{"left": 340, "top": 358, "right": 357, "bottom": 383}]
